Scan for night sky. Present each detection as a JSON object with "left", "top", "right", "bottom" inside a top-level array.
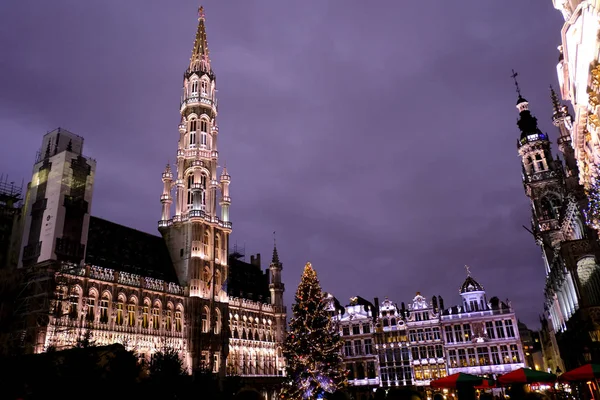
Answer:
[{"left": 0, "top": 1, "right": 566, "bottom": 327}]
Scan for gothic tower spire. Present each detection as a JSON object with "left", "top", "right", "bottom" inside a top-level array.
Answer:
[
  {"left": 268, "top": 232, "right": 285, "bottom": 343},
  {"left": 158, "top": 6, "right": 230, "bottom": 374},
  {"left": 190, "top": 6, "right": 212, "bottom": 75},
  {"left": 514, "top": 74, "right": 563, "bottom": 241},
  {"left": 550, "top": 85, "right": 580, "bottom": 184}
]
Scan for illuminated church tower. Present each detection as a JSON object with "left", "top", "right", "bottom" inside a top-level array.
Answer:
[
  {"left": 159, "top": 7, "right": 231, "bottom": 373},
  {"left": 514, "top": 73, "right": 600, "bottom": 369}
]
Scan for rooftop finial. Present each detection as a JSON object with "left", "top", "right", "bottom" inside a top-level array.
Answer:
[
  {"left": 198, "top": 6, "right": 205, "bottom": 20},
  {"left": 511, "top": 69, "right": 522, "bottom": 98},
  {"left": 465, "top": 264, "right": 471, "bottom": 277}
]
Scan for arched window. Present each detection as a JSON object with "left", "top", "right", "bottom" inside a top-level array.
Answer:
[
  {"left": 99, "top": 293, "right": 110, "bottom": 324},
  {"left": 202, "top": 307, "right": 210, "bottom": 333},
  {"left": 116, "top": 295, "right": 125, "bottom": 326},
  {"left": 202, "top": 231, "right": 210, "bottom": 256},
  {"left": 87, "top": 290, "right": 97, "bottom": 322},
  {"left": 142, "top": 299, "right": 150, "bottom": 329},
  {"left": 215, "top": 234, "right": 221, "bottom": 261},
  {"left": 189, "top": 119, "right": 197, "bottom": 148},
  {"left": 214, "top": 308, "right": 221, "bottom": 334},
  {"left": 175, "top": 306, "right": 183, "bottom": 332},
  {"left": 191, "top": 80, "right": 199, "bottom": 94},
  {"left": 69, "top": 287, "right": 80, "bottom": 320},
  {"left": 187, "top": 174, "right": 194, "bottom": 206},
  {"left": 525, "top": 156, "right": 533, "bottom": 173},
  {"left": 127, "top": 298, "right": 136, "bottom": 327},
  {"left": 578, "top": 257, "right": 600, "bottom": 305},
  {"left": 540, "top": 195, "right": 561, "bottom": 220},
  {"left": 200, "top": 119, "right": 208, "bottom": 147},
  {"left": 201, "top": 79, "right": 209, "bottom": 95},
  {"left": 165, "top": 304, "right": 172, "bottom": 331},
  {"left": 535, "top": 153, "right": 545, "bottom": 171},
  {"left": 152, "top": 301, "right": 161, "bottom": 330},
  {"left": 573, "top": 217, "right": 586, "bottom": 240}
]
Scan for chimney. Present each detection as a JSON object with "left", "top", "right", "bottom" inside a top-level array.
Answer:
[
  {"left": 438, "top": 296, "right": 445, "bottom": 311},
  {"left": 251, "top": 253, "right": 261, "bottom": 267},
  {"left": 432, "top": 296, "right": 439, "bottom": 313}
]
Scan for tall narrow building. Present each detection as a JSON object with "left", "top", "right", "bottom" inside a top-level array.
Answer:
[
  {"left": 158, "top": 6, "right": 232, "bottom": 374},
  {"left": 18, "top": 128, "right": 96, "bottom": 269},
  {"left": 514, "top": 78, "right": 600, "bottom": 370}
]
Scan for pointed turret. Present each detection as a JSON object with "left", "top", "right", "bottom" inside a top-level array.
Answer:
[
  {"left": 550, "top": 85, "right": 579, "bottom": 182},
  {"left": 268, "top": 237, "right": 284, "bottom": 307},
  {"left": 271, "top": 243, "right": 280, "bottom": 265},
  {"left": 268, "top": 237, "right": 286, "bottom": 343},
  {"left": 159, "top": 163, "right": 173, "bottom": 226},
  {"left": 219, "top": 166, "right": 231, "bottom": 222},
  {"left": 189, "top": 6, "right": 212, "bottom": 75}
]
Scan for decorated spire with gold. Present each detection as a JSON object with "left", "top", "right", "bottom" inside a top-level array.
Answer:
[{"left": 190, "top": 6, "right": 211, "bottom": 74}]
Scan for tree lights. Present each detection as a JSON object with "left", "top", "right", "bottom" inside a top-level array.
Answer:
[
  {"left": 281, "top": 263, "right": 347, "bottom": 400},
  {"left": 585, "top": 179, "right": 600, "bottom": 231}
]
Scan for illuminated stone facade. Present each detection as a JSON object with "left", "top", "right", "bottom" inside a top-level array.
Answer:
[
  {"left": 405, "top": 293, "right": 445, "bottom": 386},
  {"left": 515, "top": 80, "right": 600, "bottom": 369},
  {"left": 373, "top": 298, "right": 413, "bottom": 388},
  {"left": 331, "top": 274, "right": 525, "bottom": 392},
  {"left": 14, "top": 8, "right": 286, "bottom": 392},
  {"left": 442, "top": 274, "right": 525, "bottom": 377},
  {"left": 45, "top": 263, "right": 187, "bottom": 362},
  {"left": 335, "top": 297, "right": 379, "bottom": 399},
  {"left": 552, "top": 0, "right": 600, "bottom": 193}
]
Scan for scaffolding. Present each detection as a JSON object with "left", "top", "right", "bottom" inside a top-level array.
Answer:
[
  {"left": 8, "top": 260, "right": 86, "bottom": 354},
  {"left": 0, "top": 174, "right": 23, "bottom": 207},
  {"left": 0, "top": 174, "right": 23, "bottom": 270}
]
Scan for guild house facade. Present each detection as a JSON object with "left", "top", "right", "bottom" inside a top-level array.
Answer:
[
  {"left": 9, "top": 7, "right": 286, "bottom": 394},
  {"left": 331, "top": 271, "right": 525, "bottom": 396}
]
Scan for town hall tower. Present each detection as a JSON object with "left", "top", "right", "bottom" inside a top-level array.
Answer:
[{"left": 158, "top": 6, "right": 231, "bottom": 374}]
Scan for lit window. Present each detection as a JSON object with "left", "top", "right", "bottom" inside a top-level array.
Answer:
[
  {"left": 152, "top": 305, "right": 160, "bottom": 330},
  {"left": 127, "top": 301, "right": 136, "bottom": 327},
  {"left": 142, "top": 301, "right": 150, "bottom": 329},
  {"left": 116, "top": 299, "right": 124, "bottom": 326},
  {"left": 175, "top": 309, "right": 182, "bottom": 332}
]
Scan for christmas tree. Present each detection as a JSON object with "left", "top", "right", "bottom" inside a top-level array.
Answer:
[
  {"left": 281, "top": 262, "right": 347, "bottom": 400},
  {"left": 585, "top": 180, "right": 600, "bottom": 231}
]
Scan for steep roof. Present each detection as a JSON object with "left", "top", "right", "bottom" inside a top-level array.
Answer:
[{"left": 85, "top": 216, "right": 177, "bottom": 283}]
